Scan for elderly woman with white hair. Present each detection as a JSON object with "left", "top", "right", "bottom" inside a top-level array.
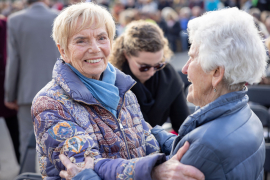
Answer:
[
  {"left": 151, "top": 7, "right": 267, "bottom": 179},
  {"left": 31, "top": 2, "right": 204, "bottom": 180}
]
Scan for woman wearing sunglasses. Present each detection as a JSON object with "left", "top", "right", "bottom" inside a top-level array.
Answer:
[{"left": 110, "top": 20, "right": 190, "bottom": 132}]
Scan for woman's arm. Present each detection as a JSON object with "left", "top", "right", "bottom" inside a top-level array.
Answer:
[
  {"left": 59, "top": 142, "right": 205, "bottom": 180},
  {"left": 151, "top": 126, "right": 178, "bottom": 155},
  {"left": 32, "top": 94, "right": 164, "bottom": 180}
]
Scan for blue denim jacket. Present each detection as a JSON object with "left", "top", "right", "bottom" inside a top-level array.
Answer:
[{"left": 152, "top": 88, "right": 265, "bottom": 180}]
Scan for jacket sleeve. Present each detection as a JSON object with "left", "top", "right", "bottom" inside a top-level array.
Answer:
[
  {"left": 180, "top": 142, "right": 226, "bottom": 180},
  {"left": 151, "top": 125, "right": 177, "bottom": 155},
  {"left": 5, "top": 17, "right": 19, "bottom": 102},
  {"left": 32, "top": 95, "right": 165, "bottom": 180},
  {"left": 32, "top": 96, "right": 102, "bottom": 177},
  {"left": 72, "top": 169, "right": 101, "bottom": 180},
  {"left": 94, "top": 153, "right": 166, "bottom": 180}
]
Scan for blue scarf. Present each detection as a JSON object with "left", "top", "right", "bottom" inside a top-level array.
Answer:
[{"left": 67, "top": 62, "right": 120, "bottom": 118}]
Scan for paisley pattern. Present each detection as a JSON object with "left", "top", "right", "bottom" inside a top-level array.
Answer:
[
  {"left": 31, "top": 59, "right": 161, "bottom": 180},
  {"left": 117, "top": 159, "right": 139, "bottom": 180}
]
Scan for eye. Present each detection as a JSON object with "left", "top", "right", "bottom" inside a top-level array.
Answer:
[
  {"left": 99, "top": 36, "right": 107, "bottom": 41},
  {"left": 76, "top": 40, "right": 85, "bottom": 44}
]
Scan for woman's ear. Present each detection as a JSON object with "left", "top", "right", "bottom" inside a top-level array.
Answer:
[
  {"left": 123, "top": 51, "right": 130, "bottom": 63},
  {"left": 57, "top": 44, "right": 70, "bottom": 63},
  {"left": 212, "top": 67, "right": 225, "bottom": 88}
]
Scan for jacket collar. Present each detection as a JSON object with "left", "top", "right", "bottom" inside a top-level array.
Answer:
[
  {"left": 52, "top": 59, "right": 136, "bottom": 105},
  {"left": 178, "top": 87, "right": 249, "bottom": 139}
]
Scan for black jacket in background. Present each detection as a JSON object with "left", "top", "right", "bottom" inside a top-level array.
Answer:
[{"left": 122, "top": 62, "right": 190, "bottom": 132}]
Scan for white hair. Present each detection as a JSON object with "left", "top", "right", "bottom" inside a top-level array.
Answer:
[{"left": 188, "top": 7, "right": 267, "bottom": 91}]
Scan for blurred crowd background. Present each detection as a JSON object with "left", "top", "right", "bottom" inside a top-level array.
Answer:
[{"left": 1, "top": 0, "right": 270, "bottom": 56}]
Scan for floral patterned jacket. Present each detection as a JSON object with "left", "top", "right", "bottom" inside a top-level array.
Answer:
[{"left": 31, "top": 59, "right": 165, "bottom": 180}]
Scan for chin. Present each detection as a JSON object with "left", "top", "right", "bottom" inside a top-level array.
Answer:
[{"left": 186, "top": 94, "right": 194, "bottom": 104}]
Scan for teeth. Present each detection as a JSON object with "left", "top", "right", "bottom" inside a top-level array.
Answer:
[
  {"left": 187, "top": 77, "right": 191, "bottom": 83},
  {"left": 85, "top": 59, "right": 102, "bottom": 63}
]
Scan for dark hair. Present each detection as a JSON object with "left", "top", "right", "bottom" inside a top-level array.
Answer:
[{"left": 27, "top": 0, "right": 41, "bottom": 5}]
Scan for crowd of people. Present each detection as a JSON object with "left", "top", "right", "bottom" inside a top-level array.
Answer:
[
  {"left": 0, "top": 0, "right": 270, "bottom": 180},
  {"left": 1, "top": 0, "right": 270, "bottom": 53}
]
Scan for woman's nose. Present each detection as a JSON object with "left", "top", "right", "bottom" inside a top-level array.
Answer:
[
  {"left": 147, "top": 67, "right": 156, "bottom": 76},
  {"left": 182, "top": 60, "right": 189, "bottom": 75},
  {"left": 89, "top": 41, "right": 100, "bottom": 53}
]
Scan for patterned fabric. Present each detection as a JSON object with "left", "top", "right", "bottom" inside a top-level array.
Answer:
[{"left": 32, "top": 59, "right": 161, "bottom": 180}]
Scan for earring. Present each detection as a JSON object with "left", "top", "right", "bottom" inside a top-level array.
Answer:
[{"left": 214, "top": 88, "right": 217, "bottom": 92}]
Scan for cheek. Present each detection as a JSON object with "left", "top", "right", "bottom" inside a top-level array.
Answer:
[{"left": 103, "top": 42, "right": 111, "bottom": 58}]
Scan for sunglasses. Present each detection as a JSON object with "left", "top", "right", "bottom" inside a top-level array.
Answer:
[{"left": 138, "top": 62, "right": 166, "bottom": 72}]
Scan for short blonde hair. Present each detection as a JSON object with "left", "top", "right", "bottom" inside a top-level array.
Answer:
[
  {"left": 109, "top": 20, "right": 173, "bottom": 70},
  {"left": 52, "top": 2, "right": 115, "bottom": 52}
]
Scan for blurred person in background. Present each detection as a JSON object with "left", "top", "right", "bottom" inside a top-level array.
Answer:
[
  {"left": 158, "top": 0, "right": 173, "bottom": 10},
  {"left": 117, "top": 8, "right": 138, "bottom": 36},
  {"left": 32, "top": 2, "right": 203, "bottom": 180},
  {"left": 189, "top": 0, "right": 204, "bottom": 10},
  {"left": 179, "top": 7, "right": 191, "bottom": 51},
  {"left": 110, "top": 20, "right": 189, "bottom": 133},
  {"left": 190, "top": 5, "right": 202, "bottom": 19},
  {"left": 260, "top": 10, "right": 269, "bottom": 24},
  {"left": 152, "top": 7, "right": 266, "bottom": 179},
  {"left": 0, "top": 14, "right": 20, "bottom": 165},
  {"left": 124, "top": 0, "right": 136, "bottom": 9},
  {"left": 5, "top": 0, "right": 59, "bottom": 172},
  {"left": 161, "top": 7, "right": 181, "bottom": 52},
  {"left": 205, "top": 0, "right": 220, "bottom": 11},
  {"left": 252, "top": 0, "right": 270, "bottom": 12},
  {"left": 224, "top": 0, "right": 240, "bottom": 8},
  {"left": 260, "top": 36, "right": 270, "bottom": 85},
  {"left": 140, "top": 0, "right": 158, "bottom": 13},
  {"left": 249, "top": 8, "right": 269, "bottom": 38},
  {"left": 264, "top": 15, "right": 270, "bottom": 34}
]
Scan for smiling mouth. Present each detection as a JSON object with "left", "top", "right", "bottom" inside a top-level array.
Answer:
[
  {"left": 84, "top": 58, "right": 102, "bottom": 63},
  {"left": 187, "top": 77, "right": 192, "bottom": 83}
]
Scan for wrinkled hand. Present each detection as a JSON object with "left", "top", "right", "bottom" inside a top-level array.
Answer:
[
  {"left": 151, "top": 141, "right": 205, "bottom": 180},
  {"left": 5, "top": 101, "right": 18, "bottom": 111},
  {"left": 59, "top": 154, "right": 94, "bottom": 180}
]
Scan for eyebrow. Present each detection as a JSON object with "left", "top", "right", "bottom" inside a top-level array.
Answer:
[
  {"left": 97, "top": 32, "right": 108, "bottom": 36},
  {"left": 73, "top": 36, "right": 87, "bottom": 41},
  {"left": 73, "top": 31, "right": 108, "bottom": 41}
]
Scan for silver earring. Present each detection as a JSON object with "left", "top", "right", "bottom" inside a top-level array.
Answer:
[{"left": 214, "top": 88, "right": 217, "bottom": 92}]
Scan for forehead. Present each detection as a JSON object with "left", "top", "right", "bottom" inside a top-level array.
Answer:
[
  {"left": 72, "top": 17, "right": 108, "bottom": 37},
  {"left": 188, "top": 44, "right": 198, "bottom": 57},
  {"left": 134, "top": 50, "right": 164, "bottom": 64}
]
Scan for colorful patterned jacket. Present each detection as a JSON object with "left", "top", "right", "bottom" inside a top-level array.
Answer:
[{"left": 31, "top": 59, "right": 165, "bottom": 180}]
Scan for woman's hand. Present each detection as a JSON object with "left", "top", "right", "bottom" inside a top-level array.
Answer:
[
  {"left": 5, "top": 100, "right": 18, "bottom": 110},
  {"left": 59, "top": 154, "right": 94, "bottom": 180},
  {"left": 151, "top": 141, "right": 205, "bottom": 180}
]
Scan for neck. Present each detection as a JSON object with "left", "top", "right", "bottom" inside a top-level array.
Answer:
[{"left": 199, "top": 84, "right": 232, "bottom": 108}]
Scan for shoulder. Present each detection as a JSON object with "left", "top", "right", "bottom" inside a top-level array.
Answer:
[
  {"left": 155, "top": 63, "right": 184, "bottom": 90},
  {"left": 161, "top": 63, "right": 182, "bottom": 82},
  {"left": 8, "top": 9, "right": 27, "bottom": 22},
  {"left": 180, "top": 107, "right": 264, "bottom": 178},
  {"left": 32, "top": 79, "right": 67, "bottom": 108}
]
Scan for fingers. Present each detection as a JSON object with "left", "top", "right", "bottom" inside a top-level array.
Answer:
[
  {"left": 172, "top": 141, "right": 190, "bottom": 161},
  {"left": 182, "top": 165, "right": 205, "bottom": 180},
  {"left": 59, "top": 170, "right": 72, "bottom": 180},
  {"left": 59, "top": 154, "right": 72, "bottom": 168},
  {"left": 84, "top": 156, "right": 94, "bottom": 169}
]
